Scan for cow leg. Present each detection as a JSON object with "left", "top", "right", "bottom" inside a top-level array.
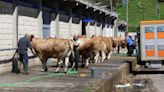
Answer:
[
  {"left": 117, "top": 46, "right": 120, "bottom": 54},
  {"left": 64, "top": 57, "right": 69, "bottom": 72},
  {"left": 85, "top": 57, "right": 90, "bottom": 68},
  {"left": 39, "top": 56, "right": 48, "bottom": 72},
  {"left": 41, "top": 62, "right": 48, "bottom": 72},
  {"left": 94, "top": 53, "right": 99, "bottom": 64},
  {"left": 56, "top": 59, "right": 63, "bottom": 73},
  {"left": 101, "top": 51, "right": 106, "bottom": 63},
  {"left": 107, "top": 50, "right": 112, "bottom": 59}
]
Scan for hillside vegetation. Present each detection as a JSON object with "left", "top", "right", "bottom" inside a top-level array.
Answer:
[{"left": 116, "top": 0, "right": 164, "bottom": 32}]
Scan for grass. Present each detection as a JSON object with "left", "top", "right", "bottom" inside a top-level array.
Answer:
[{"left": 116, "top": 0, "right": 164, "bottom": 32}]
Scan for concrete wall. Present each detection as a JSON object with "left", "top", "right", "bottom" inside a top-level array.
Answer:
[
  {"left": 71, "top": 17, "right": 81, "bottom": 36},
  {"left": 95, "top": 63, "right": 130, "bottom": 92},
  {"left": 89, "top": 24, "right": 95, "bottom": 37},
  {"left": 18, "top": 6, "right": 39, "bottom": 39},
  {"left": 96, "top": 24, "right": 101, "bottom": 36},
  {"left": 0, "top": 1, "right": 14, "bottom": 60},
  {"left": 59, "top": 14, "right": 70, "bottom": 38},
  {"left": 50, "top": 13, "right": 56, "bottom": 38},
  {"left": 0, "top": 1, "right": 41, "bottom": 74}
]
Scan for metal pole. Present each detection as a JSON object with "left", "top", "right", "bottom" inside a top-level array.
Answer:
[
  {"left": 110, "top": 0, "right": 113, "bottom": 11},
  {"left": 126, "top": 0, "right": 128, "bottom": 32},
  {"left": 157, "top": 0, "right": 160, "bottom": 20}
]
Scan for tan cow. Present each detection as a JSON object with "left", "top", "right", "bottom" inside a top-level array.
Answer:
[
  {"left": 77, "top": 37, "right": 92, "bottom": 67},
  {"left": 77, "top": 36, "right": 107, "bottom": 67},
  {"left": 111, "top": 37, "right": 126, "bottom": 54},
  {"left": 30, "top": 35, "right": 74, "bottom": 72},
  {"left": 100, "top": 36, "right": 113, "bottom": 59}
]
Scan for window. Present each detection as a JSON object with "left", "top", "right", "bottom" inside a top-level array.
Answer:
[
  {"left": 145, "top": 27, "right": 154, "bottom": 32},
  {"left": 157, "top": 26, "right": 164, "bottom": 32},
  {"left": 158, "top": 45, "right": 164, "bottom": 50},
  {"left": 145, "top": 45, "right": 155, "bottom": 50}
]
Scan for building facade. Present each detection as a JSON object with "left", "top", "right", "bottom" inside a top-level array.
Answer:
[{"left": 0, "top": 0, "right": 118, "bottom": 64}]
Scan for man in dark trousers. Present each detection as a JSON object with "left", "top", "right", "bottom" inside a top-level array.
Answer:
[
  {"left": 69, "top": 35, "right": 79, "bottom": 71},
  {"left": 18, "top": 33, "right": 34, "bottom": 74},
  {"left": 126, "top": 32, "right": 134, "bottom": 56}
]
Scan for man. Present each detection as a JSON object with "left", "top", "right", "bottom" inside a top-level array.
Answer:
[
  {"left": 18, "top": 33, "right": 34, "bottom": 74},
  {"left": 126, "top": 32, "right": 133, "bottom": 56},
  {"left": 70, "top": 35, "right": 79, "bottom": 71}
]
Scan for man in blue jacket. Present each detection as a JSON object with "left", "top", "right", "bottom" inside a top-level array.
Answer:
[
  {"left": 126, "top": 33, "right": 134, "bottom": 56},
  {"left": 18, "top": 33, "right": 34, "bottom": 74}
]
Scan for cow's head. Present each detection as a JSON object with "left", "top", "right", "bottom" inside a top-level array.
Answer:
[
  {"left": 30, "top": 34, "right": 34, "bottom": 41},
  {"left": 120, "top": 37, "right": 127, "bottom": 48}
]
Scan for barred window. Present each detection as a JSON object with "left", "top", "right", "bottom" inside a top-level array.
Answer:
[
  {"left": 158, "top": 45, "right": 164, "bottom": 50},
  {"left": 145, "top": 27, "right": 154, "bottom": 33},
  {"left": 145, "top": 45, "right": 155, "bottom": 50},
  {"left": 157, "top": 26, "right": 164, "bottom": 32}
]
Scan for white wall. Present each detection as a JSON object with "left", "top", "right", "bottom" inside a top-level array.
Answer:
[
  {"left": 0, "top": 1, "right": 14, "bottom": 60},
  {"left": 50, "top": 13, "right": 56, "bottom": 38},
  {"left": 59, "top": 14, "right": 70, "bottom": 38},
  {"left": 71, "top": 17, "right": 81, "bottom": 36},
  {"left": 89, "top": 25, "right": 95, "bottom": 37},
  {"left": 96, "top": 25, "right": 101, "bottom": 36},
  {"left": 18, "top": 6, "right": 39, "bottom": 39}
]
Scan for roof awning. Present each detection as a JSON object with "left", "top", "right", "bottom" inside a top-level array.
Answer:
[{"left": 82, "top": 18, "right": 96, "bottom": 23}]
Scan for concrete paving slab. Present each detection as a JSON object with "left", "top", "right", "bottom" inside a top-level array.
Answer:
[{"left": 0, "top": 56, "right": 134, "bottom": 92}]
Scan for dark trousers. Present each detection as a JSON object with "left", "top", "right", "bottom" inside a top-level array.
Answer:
[
  {"left": 70, "top": 49, "right": 79, "bottom": 70},
  {"left": 127, "top": 45, "right": 133, "bottom": 56},
  {"left": 19, "top": 53, "right": 28, "bottom": 72}
]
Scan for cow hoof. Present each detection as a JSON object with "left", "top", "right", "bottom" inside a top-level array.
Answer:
[
  {"left": 41, "top": 69, "right": 47, "bottom": 72},
  {"left": 45, "top": 67, "right": 48, "bottom": 72},
  {"left": 55, "top": 71, "right": 59, "bottom": 73},
  {"left": 81, "top": 64, "right": 85, "bottom": 68},
  {"left": 85, "top": 66, "right": 89, "bottom": 68},
  {"left": 64, "top": 71, "right": 67, "bottom": 74},
  {"left": 41, "top": 69, "right": 45, "bottom": 72}
]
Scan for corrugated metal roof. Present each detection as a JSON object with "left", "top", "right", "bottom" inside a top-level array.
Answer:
[{"left": 66, "top": 0, "right": 118, "bottom": 17}]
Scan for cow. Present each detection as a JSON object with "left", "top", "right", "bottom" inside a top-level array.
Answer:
[
  {"left": 111, "top": 37, "right": 127, "bottom": 54},
  {"left": 76, "top": 37, "right": 92, "bottom": 67},
  {"left": 77, "top": 36, "right": 107, "bottom": 67},
  {"left": 100, "top": 36, "right": 113, "bottom": 59},
  {"left": 30, "top": 35, "right": 75, "bottom": 73}
]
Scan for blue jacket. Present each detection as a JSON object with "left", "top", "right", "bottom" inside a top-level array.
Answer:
[
  {"left": 127, "top": 36, "right": 133, "bottom": 46},
  {"left": 18, "top": 36, "right": 32, "bottom": 54}
]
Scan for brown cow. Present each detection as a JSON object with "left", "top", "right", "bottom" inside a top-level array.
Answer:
[
  {"left": 100, "top": 36, "right": 113, "bottom": 59},
  {"left": 111, "top": 37, "right": 126, "bottom": 54},
  {"left": 30, "top": 35, "right": 74, "bottom": 72},
  {"left": 76, "top": 37, "right": 92, "bottom": 67},
  {"left": 77, "top": 36, "right": 107, "bottom": 66}
]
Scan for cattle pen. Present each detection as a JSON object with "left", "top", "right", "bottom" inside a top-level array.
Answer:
[
  {"left": 0, "top": 0, "right": 118, "bottom": 74},
  {"left": 0, "top": 0, "right": 160, "bottom": 92}
]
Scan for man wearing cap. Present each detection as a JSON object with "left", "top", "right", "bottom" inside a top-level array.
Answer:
[{"left": 18, "top": 33, "right": 34, "bottom": 74}]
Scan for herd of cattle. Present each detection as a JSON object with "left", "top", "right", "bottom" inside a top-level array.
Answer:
[{"left": 29, "top": 34, "right": 127, "bottom": 73}]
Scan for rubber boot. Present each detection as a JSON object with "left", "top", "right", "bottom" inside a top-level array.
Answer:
[{"left": 24, "top": 64, "right": 29, "bottom": 74}]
